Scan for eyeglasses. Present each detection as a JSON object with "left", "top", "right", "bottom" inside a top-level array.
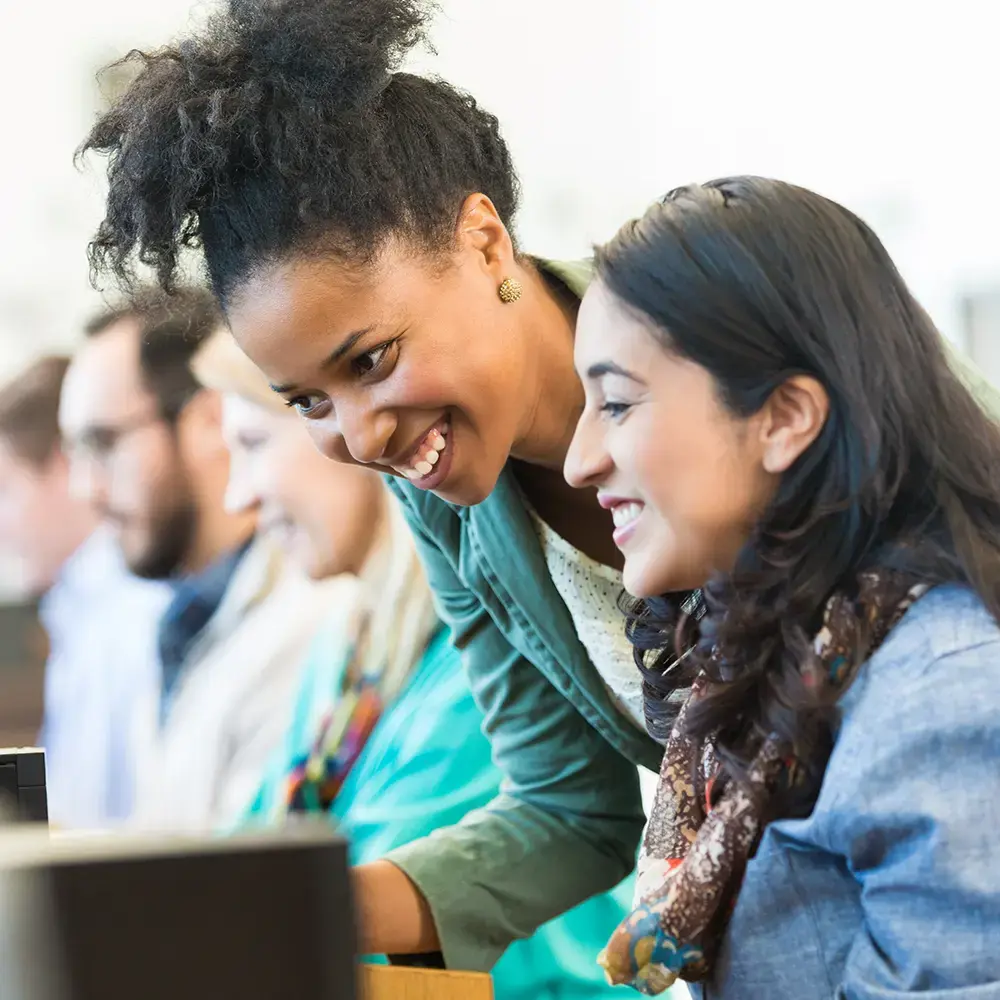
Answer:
[{"left": 65, "top": 411, "right": 164, "bottom": 467}]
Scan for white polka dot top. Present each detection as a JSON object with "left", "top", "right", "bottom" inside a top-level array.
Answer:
[{"left": 526, "top": 506, "right": 647, "bottom": 732}]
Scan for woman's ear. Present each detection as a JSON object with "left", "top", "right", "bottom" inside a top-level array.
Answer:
[
  {"left": 759, "top": 375, "right": 829, "bottom": 474},
  {"left": 454, "top": 192, "right": 515, "bottom": 278}
]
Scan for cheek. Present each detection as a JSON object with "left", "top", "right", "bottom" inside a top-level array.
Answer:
[
  {"left": 0, "top": 490, "right": 41, "bottom": 547},
  {"left": 131, "top": 442, "right": 184, "bottom": 510},
  {"left": 305, "top": 418, "right": 347, "bottom": 463},
  {"left": 108, "top": 449, "right": 146, "bottom": 501},
  {"left": 639, "top": 425, "right": 763, "bottom": 563},
  {"left": 324, "top": 473, "right": 373, "bottom": 534},
  {"left": 383, "top": 358, "right": 459, "bottom": 408},
  {"left": 268, "top": 432, "right": 334, "bottom": 522},
  {"left": 262, "top": 452, "right": 306, "bottom": 520},
  {"left": 390, "top": 335, "right": 515, "bottom": 425},
  {"left": 232, "top": 446, "right": 282, "bottom": 514},
  {"left": 225, "top": 447, "right": 253, "bottom": 493},
  {"left": 0, "top": 486, "right": 26, "bottom": 523}
]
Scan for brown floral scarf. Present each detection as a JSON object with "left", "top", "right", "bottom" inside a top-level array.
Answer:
[{"left": 598, "top": 569, "right": 929, "bottom": 994}]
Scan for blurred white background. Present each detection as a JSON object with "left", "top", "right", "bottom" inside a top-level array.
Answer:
[{"left": 0, "top": 0, "right": 996, "bottom": 378}]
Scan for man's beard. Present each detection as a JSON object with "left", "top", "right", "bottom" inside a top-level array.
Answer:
[{"left": 127, "top": 500, "right": 197, "bottom": 580}]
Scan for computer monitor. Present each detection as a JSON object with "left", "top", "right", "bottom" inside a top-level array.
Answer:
[
  {"left": 0, "top": 748, "right": 47, "bottom": 823},
  {"left": 0, "top": 824, "right": 355, "bottom": 1000}
]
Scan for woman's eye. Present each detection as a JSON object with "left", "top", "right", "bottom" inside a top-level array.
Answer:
[
  {"left": 600, "top": 401, "right": 632, "bottom": 421},
  {"left": 351, "top": 342, "right": 392, "bottom": 377},
  {"left": 285, "top": 394, "right": 326, "bottom": 417},
  {"left": 237, "top": 434, "right": 267, "bottom": 452}
]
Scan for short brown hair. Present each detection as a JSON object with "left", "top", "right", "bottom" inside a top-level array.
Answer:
[
  {"left": 85, "top": 286, "right": 221, "bottom": 422},
  {"left": 0, "top": 356, "right": 71, "bottom": 467}
]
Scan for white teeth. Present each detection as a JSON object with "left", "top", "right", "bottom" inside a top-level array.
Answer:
[
  {"left": 612, "top": 502, "right": 643, "bottom": 529},
  {"left": 395, "top": 423, "right": 449, "bottom": 481}
]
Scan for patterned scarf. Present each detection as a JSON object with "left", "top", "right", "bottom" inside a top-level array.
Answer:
[
  {"left": 599, "top": 569, "right": 929, "bottom": 994},
  {"left": 281, "top": 501, "right": 440, "bottom": 816}
]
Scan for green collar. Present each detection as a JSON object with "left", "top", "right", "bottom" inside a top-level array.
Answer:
[{"left": 534, "top": 257, "right": 594, "bottom": 299}]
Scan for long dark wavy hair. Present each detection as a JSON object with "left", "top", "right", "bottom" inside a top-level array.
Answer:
[{"left": 601, "top": 177, "right": 1000, "bottom": 815}]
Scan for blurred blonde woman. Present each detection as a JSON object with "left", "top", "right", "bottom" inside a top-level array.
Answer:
[{"left": 193, "top": 329, "right": 633, "bottom": 999}]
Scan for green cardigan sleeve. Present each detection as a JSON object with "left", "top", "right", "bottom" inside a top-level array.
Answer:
[{"left": 382, "top": 483, "right": 645, "bottom": 973}]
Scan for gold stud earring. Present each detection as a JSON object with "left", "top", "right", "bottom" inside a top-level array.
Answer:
[{"left": 498, "top": 277, "right": 523, "bottom": 304}]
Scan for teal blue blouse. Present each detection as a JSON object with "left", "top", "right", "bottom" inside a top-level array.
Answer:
[{"left": 242, "top": 619, "right": 632, "bottom": 998}]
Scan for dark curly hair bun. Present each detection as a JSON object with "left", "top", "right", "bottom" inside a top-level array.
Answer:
[
  {"left": 225, "top": 0, "right": 425, "bottom": 108},
  {"left": 81, "top": 0, "right": 520, "bottom": 301}
]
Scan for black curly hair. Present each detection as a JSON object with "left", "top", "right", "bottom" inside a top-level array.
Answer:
[
  {"left": 602, "top": 177, "right": 1000, "bottom": 816},
  {"left": 80, "top": 0, "right": 521, "bottom": 304}
]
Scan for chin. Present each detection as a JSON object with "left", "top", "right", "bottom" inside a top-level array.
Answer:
[
  {"left": 305, "top": 557, "right": 344, "bottom": 581},
  {"left": 434, "top": 465, "right": 502, "bottom": 508},
  {"left": 297, "top": 541, "right": 336, "bottom": 582},
  {"left": 304, "top": 562, "right": 328, "bottom": 582},
  {"left": 623, "top": 574, "right": 658, "bottom": 600},
  {"left": 438, "top": 484, "right": 491, "bottom": 507},
  {"left": 623, "top": 556, "right": 674, "bottom": 601}
]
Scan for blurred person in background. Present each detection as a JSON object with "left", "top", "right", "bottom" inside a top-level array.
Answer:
[
  {"left": 193, "top": 328, "right": 633, "bottom": 1000},
  {"left": 59, "top": 288, "right": 333, "bottom": 831},
  {"left": 80, "top": 0, "right": 1000, "bottom": 974},
  {"left": 0, "top": 356, "right": 168, "bottom": 828}
]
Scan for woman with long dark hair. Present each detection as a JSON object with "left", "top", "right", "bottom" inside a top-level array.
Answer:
[
  {"left": 80, "top": 0, "right": 1000, "bottom": 977},
  {"left": 566, "top": 176, "right": 1000, "bottom": 996}
]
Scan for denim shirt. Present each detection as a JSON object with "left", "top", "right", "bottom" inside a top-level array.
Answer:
[
  {"left": 708, "top": 585, "right": 1000, "bottom": 999},
  {"left": 383, "top": 259, "right": 1000, "bottom": 976}
]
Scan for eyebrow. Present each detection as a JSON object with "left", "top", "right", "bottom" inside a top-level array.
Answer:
[
  {"left": 585, "top": 360, "right": 646, "bottom": 383},
  {"left": 268, "top": 326, "right": 376, "bottom": 394}
]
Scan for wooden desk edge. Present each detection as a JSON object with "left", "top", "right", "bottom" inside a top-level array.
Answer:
[{"left": 360, "top": 963, "right": 494, "bottom": 999}]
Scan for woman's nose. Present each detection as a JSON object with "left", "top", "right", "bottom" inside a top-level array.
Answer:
[
  {"left": 223, "top": 457, "right": 260, "bottom": 515},
  {"left": 67, "top": 451, "right": 106, "bottom": 508},
  {"left": 320, "top": 404, "right": 396, "bottom": 466},
  {"left": 564, "top": 409, "right": 613, "bottom": 489}
]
